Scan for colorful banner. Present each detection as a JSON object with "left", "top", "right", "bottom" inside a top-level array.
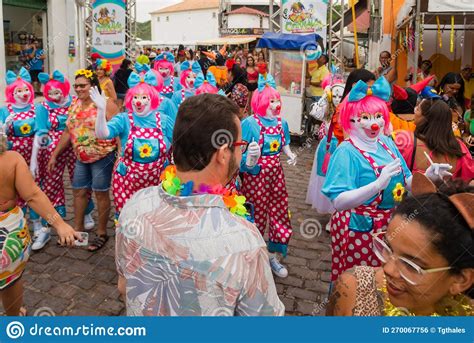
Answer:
[
  {"left": 91, "top": 0, "right": 126, "bottom": 70},
  {"left": 281, "top": 0, "right": 328, "bottom": 42}
]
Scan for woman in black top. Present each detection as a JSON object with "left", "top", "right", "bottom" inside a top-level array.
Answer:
[{"left": 113, "top": 59, "right": 132, "bottom": 109}]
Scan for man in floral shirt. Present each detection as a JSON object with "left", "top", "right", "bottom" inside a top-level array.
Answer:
[{"left": 116, "top": 94, "right": 284, "bottom": 316}]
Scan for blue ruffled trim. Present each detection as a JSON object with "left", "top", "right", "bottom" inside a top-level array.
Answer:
[{"left": 268, "top": 241, "right": 288, "bottom": 258}]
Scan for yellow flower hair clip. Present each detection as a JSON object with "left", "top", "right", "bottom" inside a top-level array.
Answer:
[{"left": 75, "top": 69, "right": 94, "bottom": 79}]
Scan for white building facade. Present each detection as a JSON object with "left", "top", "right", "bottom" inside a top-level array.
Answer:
[{"left": 150, "top": 1, "right": 220, "bottom": 46}]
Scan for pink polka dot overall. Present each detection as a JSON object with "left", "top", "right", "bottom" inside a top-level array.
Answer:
[
  {"left": 330, "top": 139, "right": 406, "bottom": 281},
  {"left": 161, "top": 77, "right": 174, "bottom": 95},
  {"left": 112, "top": 111, "right": 168, "bottom": 215},
  {"left": 241, "top": 115, "right": 292, "bottom": 254},
  {"left": 37, "top": 101, "right": 76, "bottom": 211}
]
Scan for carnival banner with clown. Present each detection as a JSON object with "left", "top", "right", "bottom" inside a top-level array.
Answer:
[
  {"left": 281, "top": 0, "right": 328, "bottom": 42},
  {"left": 91, "top": 0, "right": 126, "bottom": 71}
]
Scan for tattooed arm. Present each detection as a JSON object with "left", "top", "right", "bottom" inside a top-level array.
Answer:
[{"left": 326, "top": 269, "right": 357, "bottom": 316}]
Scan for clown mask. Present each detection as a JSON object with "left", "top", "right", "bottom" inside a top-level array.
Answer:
[
  {"left": 48, "top": 87, "right": 65, "bottom": 104},
  {"left": 331, "top": 84, "right": 345, "bottom": 106},
  {"left": 350, "top": 112, "right": 385, "bottom": 142},
  {"left": 158, "top": 67, "right": 171, "bottom": 79},
  {"left": 13, "top": 86, "right": 31, "bottom": 106},
  {"left": 265, "top": 98, "right": 281, "bottom": 119},
  {"left": 185, "top": 73, "right": 196, "bottom": 89},
  {"left": 132, "top": 94, "right": 152, "bottom": 116}
]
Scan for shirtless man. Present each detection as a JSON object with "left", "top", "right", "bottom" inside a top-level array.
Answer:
[{"left": 0, "top": 147, "right": 79, "bottom": 315}]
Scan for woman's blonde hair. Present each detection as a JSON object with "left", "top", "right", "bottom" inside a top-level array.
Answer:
[{"left": 0, "top": 131, "right": 7, "bottom": 154}]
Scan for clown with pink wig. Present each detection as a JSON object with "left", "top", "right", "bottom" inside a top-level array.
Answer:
[
  {"left": 153, "top": 52, "right": 180, "bottom": 99},
  {"left": 27, "top": 70, "right": 95, "bottom": 250},
  {"left": 194, "top": 71, "right": 227, "bottom": 96},
  {"left": 0, "top": 68, "right": 41, "bottom": 200},
  {"left": 240, "top": 73, "right": 297, "bottom": 278},
  {"left": 171, "top": 61, "right": 202, "bottom": 108},
  {"left": 136, "top": 62, "right": 178, "bottom": 124},
  {"left": 95, "top": 70, "right": 173, "bottom": 216},
  {"left": 322, "top": 76, "right": 452, "bottom": 282},
  {"left": 306, "top": 73, "right": 345, "bottom": 216}
]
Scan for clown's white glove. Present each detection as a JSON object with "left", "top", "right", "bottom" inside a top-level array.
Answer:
[
  {"left": 283, "top": 145, "right": 297, "bottom": 166},
  {"left": 374, "top": 158, "right": 402, "bottom": 192},
  {"left": 91, "top": 86, "right": 110, "bottom": 139},
  {"left": 246, "top": 141, "right": 261, "bottom": 167},
  {"left": 333, "top": 158, "right": 401, "bottom": 211},
  {"left": 425, "top": 163, "right": 452, "bottom": 182}
]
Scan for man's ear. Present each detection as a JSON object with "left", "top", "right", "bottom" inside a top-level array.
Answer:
[{"left": 214, "top": 144, "right": 229, "bottom": 166}]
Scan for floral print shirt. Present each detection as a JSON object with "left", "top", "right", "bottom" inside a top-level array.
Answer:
[
  {"left": 66, "top": 98, "right": 116, "bottom": 163},
  {"left": 116, "top": 185, "right": 285, "bottom": 316}
]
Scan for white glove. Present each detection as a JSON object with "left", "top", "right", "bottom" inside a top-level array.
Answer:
[
  {"left": 90, "top": 86, "right": 107, "bottom": 112},
  {"left": 91, "top": 86, "right": 110, "bottom": 139},
  {"left": 246, "top": 141, "right": 261, "bottom": 167},
  {"left": 283, "top": 145, "right": 297, "bottom": 166},
  {"left": 374, "top": 158, "right": 402, "bottom": 192},
  {"left": 425, "top": 163, "right": 452, "bottom": 182}
]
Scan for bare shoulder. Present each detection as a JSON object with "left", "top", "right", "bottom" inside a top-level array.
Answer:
[
  {"left": 326, "top": 269, "right": 358, "bottom": 316},
  {"left": 0, "top": 150, "right": 23, "bottom": 163}
]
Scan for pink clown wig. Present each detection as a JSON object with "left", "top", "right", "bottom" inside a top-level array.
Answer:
[
  {"left": 339, "top": 95, "right": 390, "bottom": 133},
  {"left": 252, "top": 85, "right": 281, "bottom": 116},
  {"left": 180, "top": 69, "right": 195, "bottom": 89},
  {"left": 43, "top": 78, "right": 71, "bottom": 102},
  {"left": 124, "top": 82, "right": 161, "bottom": 112},
  {"left": 321, "top": 73, "right": 344, "bottom": 90},
  {"left": 153, "top": 59, "right": 174, "bottom": 78},
  {"left": 195, "top": 82, "right": 219, "bottom": 95},
  {"left": 5, "top": 79, "right": 34, "bottom": 105},
  {"left": 151, "top": 69, "right": 164, "bottom": 93}
]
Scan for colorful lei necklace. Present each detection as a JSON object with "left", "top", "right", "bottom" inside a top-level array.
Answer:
[
  {"left": 160, "top": 165, "right": 248, "bottom": 218},
  {"left": 379, "top": 276, "right": 473, "bottom": 316}
]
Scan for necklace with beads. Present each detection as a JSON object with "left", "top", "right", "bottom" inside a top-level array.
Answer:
[{"left": 160, "top": 165, "right": 248, "bottom": 218}]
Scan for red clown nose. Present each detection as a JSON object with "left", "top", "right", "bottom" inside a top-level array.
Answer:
[
  {"left": 371, "top": 123, "right": 379, "bottom": 131},
  {"left": 136, "top": 101, "right": 142, "bottom": 107},
  {"left": 276, "top": 105, "right": 281, "bottom": 112}
]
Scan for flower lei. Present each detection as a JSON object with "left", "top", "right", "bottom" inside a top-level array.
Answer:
[
  {"left": 160, "top": 165, "right": 248, "bottom": 218},
  {"left": 379, "top": 277, "right": 473, "bottom": 316},
  {"left": 75, "top": 69, "right": 94, "bottom": 79}
]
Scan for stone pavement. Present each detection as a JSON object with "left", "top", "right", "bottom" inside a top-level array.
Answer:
[{"left": 1, "top": 142, "right": 331, "bottom": 316}]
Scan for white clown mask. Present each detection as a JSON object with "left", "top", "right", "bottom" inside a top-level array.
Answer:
[
  {"left": 350, "top": 112, "right": 385, "bottom": 142},
  {"left": 265, "top": 98, "right": 281, "bottom": 119},
  {"left": 48, "top": 87, "right": 64, "bottom": 103},
  {"left": 158, "top": 67, "right": 171, "bottom": 79},
  {"left": 13, "top": 86, "right": 32, "bottom": 106},
  {"left": 132, "top": 94, "right": 152, "bottom": 116},
  {"left": 331, "top": 84, "right": 345, "bottom": 107},
  {"left": 185, "top": 73, "right": 196, "bottom": 89}
]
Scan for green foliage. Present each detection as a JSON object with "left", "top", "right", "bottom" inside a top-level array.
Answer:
[{"left": 137, "top": 21, "right": 151, "bottom": 41}]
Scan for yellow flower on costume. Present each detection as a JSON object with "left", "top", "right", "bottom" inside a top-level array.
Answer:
[
  {"left": 20, "top": 123, "right": 31, "bottom": 135},
  {"left": 392, "top": 183, "right": 405, "bottom": 203},
  {"left": 139, "top": 143, "right": 152, "bottom": 158},
  {"left": 269, "top": 139, "right": 280, "bottom": 152}
]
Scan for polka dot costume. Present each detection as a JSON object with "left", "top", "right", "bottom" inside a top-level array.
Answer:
[
  {"left": 241, "top": 115, "right": 292, "bottom": 254},
  {"left": 330, "top": 139, "right": 407, "bottom": 281},
  {"left": 112, "top": 111, "right": 168, "bottom": 215}
]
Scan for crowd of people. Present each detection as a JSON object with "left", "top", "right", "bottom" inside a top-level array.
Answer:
[{"left": 0, "top": 42, "right": 472, "bottom": 317}]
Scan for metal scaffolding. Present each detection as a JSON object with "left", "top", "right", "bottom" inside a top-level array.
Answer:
[
  {"left": 328, "top": 0, "right": 345, "bottom": 68},
  {"left": 76, "top": 0, "right": 137, "bottom": 66},
  {"left": 268, "top": 0, "right": 281, "bottom": 33}
]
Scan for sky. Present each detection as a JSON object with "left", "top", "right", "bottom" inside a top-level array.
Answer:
[{"left": 136, "top": 0, "right": 181, "bottom": 22}]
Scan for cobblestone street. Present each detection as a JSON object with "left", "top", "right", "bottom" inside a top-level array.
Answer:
[{"left": 1, "top": 142, "right": 331, "bottom": 316}]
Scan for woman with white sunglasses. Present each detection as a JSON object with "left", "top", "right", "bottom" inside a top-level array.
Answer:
[{"left": 327, "top": 173, "right": 473, "bottom": 316}]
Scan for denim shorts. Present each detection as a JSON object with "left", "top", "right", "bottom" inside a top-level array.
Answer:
[{"left": 72, "top": 152, "right": 116, "bottom": 192}]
